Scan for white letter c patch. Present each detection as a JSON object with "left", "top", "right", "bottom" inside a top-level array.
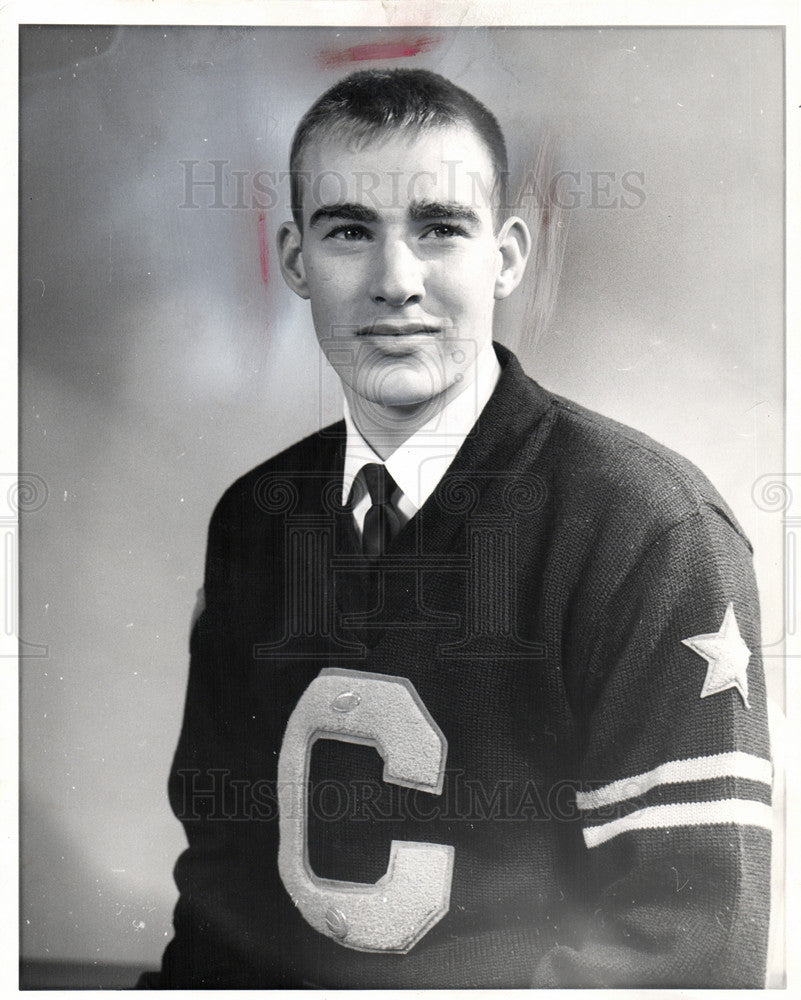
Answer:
[{"left": 277, "top": 668, "right": 454, "bottom": 953}]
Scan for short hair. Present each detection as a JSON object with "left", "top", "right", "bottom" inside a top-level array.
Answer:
[{"left": 289, "top": 68, "right": 509, "bottom": 230}]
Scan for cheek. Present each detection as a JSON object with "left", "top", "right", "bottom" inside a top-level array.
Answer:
[
  {"left": 308, "top": 262, "right": 347, "bottom": 288},
  {"left": 438, "top": 261, "right": 497, "bottom": 313},
  {"left": 306, "top": 266, "right": 358, "bottom": 322},
  {"left": 435, "top": 247, "right": 499, "bottom": 294}
]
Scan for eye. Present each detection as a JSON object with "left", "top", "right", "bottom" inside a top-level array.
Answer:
[
  {"left": 421, "top": 222, "right": 469, "bottom": 240},
  {"left": 326, "top": 224, "right": 372, "bottom": 242}
]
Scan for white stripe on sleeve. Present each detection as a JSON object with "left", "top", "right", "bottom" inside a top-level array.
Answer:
[
  {"left": 583, "top": 798, "right": 773, "bottom": 849},
  {"left": 575, "top": 751, "right": 772, "bottom": 812}
]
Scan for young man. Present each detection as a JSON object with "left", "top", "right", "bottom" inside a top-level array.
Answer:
[{"left": 147, "top": 69, "right": 772, "bottom": 988}]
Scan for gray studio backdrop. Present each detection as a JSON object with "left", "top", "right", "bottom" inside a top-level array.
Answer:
[{"left": 20, "top": 25, "right": 784, "bottom": 981}]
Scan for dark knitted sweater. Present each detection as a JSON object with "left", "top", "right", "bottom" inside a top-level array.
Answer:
[{"left": 148, "top": 344, "right": 771, "bottom": 988}]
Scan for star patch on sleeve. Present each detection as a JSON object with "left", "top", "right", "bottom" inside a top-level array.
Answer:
[{"left": 681, "top": 602, "right": 751, "bottom": 708}]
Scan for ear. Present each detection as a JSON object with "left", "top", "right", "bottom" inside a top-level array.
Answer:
[
  {"left": 276, "top": 221, "right": 310, "bottom": 299},
  {"left": 493, "top": 217, "right": 532, "bottom": 300}
]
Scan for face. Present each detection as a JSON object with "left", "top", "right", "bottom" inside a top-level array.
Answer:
[{"left": 278, "top": 124, "right": 530, "bottom": 418}]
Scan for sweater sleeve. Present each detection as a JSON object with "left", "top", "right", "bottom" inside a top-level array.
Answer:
[
  {"left": 148, "top": 489, "right": 280, "bottom": 988},
  {"left": 535, "top": 506, "right": 772, "bottom": 988}
]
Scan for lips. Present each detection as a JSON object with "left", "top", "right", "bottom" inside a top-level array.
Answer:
[{"left": 357, "top": 321, "right": 442, "bottom": 337}]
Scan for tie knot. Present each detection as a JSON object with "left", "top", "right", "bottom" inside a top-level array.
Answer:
[{"left": 361, "top": 463, "right": 395, "bottom": 506}]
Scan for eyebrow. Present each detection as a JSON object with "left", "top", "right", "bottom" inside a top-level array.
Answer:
[
  {"left": 408, "top": 201, "right": 481, "bottom": 226},
  {"left": 308, "top": 203, "right": 379, "bottom": 228},
  {"left": 307, "top": 200, "right": 483, "bottom": 230}
]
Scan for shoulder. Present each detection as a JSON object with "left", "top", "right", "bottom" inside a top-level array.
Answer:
[
  {"left": 535, "top": 388, "right": 751, "bottom": 551},
  {"left": 494, "top": 345, "right": 748, "bottom": 548},
  {"left": 209, "top": 421, "right": 344, "bottom": 529}
]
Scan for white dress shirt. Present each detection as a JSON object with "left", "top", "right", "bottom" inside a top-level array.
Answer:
[{"left": 342, "top": 340, "right": 502, "bottom": 537}]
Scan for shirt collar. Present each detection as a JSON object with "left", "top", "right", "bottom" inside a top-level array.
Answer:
[{"left": 342, "top": 339, "right": 501, "bottom": 511}]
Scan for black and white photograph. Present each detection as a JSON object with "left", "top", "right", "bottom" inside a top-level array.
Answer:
[{"left": 11, "top": 1, "right": 796, "bottom": 991}]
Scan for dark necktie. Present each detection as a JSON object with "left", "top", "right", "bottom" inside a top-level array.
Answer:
[{"left": 360, "top": 463, "right": 401, "bottom": 557}]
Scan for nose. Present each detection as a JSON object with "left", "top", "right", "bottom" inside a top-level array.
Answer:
[{"left": 370, "top": 238, "right": 425, "bottom": 307}]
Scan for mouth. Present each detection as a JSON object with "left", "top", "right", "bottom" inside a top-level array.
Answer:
[{"left": 357, "top": 322, "right": 442, "bottom": 337}]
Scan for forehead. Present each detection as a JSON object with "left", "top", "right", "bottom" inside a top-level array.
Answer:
[{"left": 298, "top": 124, "right": 497, "bottom": 220}]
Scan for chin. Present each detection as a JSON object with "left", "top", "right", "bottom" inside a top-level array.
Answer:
[
  {"left": 347, "top": 371, "right": 448, "bottom": 411},
  {"left": 349, "top": 360, "right": 446, "bottom": 408},
  {"left": 373, "top": 377, "right": 446, "bottom": 409}
]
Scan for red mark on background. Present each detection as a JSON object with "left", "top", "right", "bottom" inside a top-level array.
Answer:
[
  {"left": 317, "top": 35, "right": 441, "bottom": 70},
  {"left": 258, "top": 212, "right": 269, "bottom": 285}
]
